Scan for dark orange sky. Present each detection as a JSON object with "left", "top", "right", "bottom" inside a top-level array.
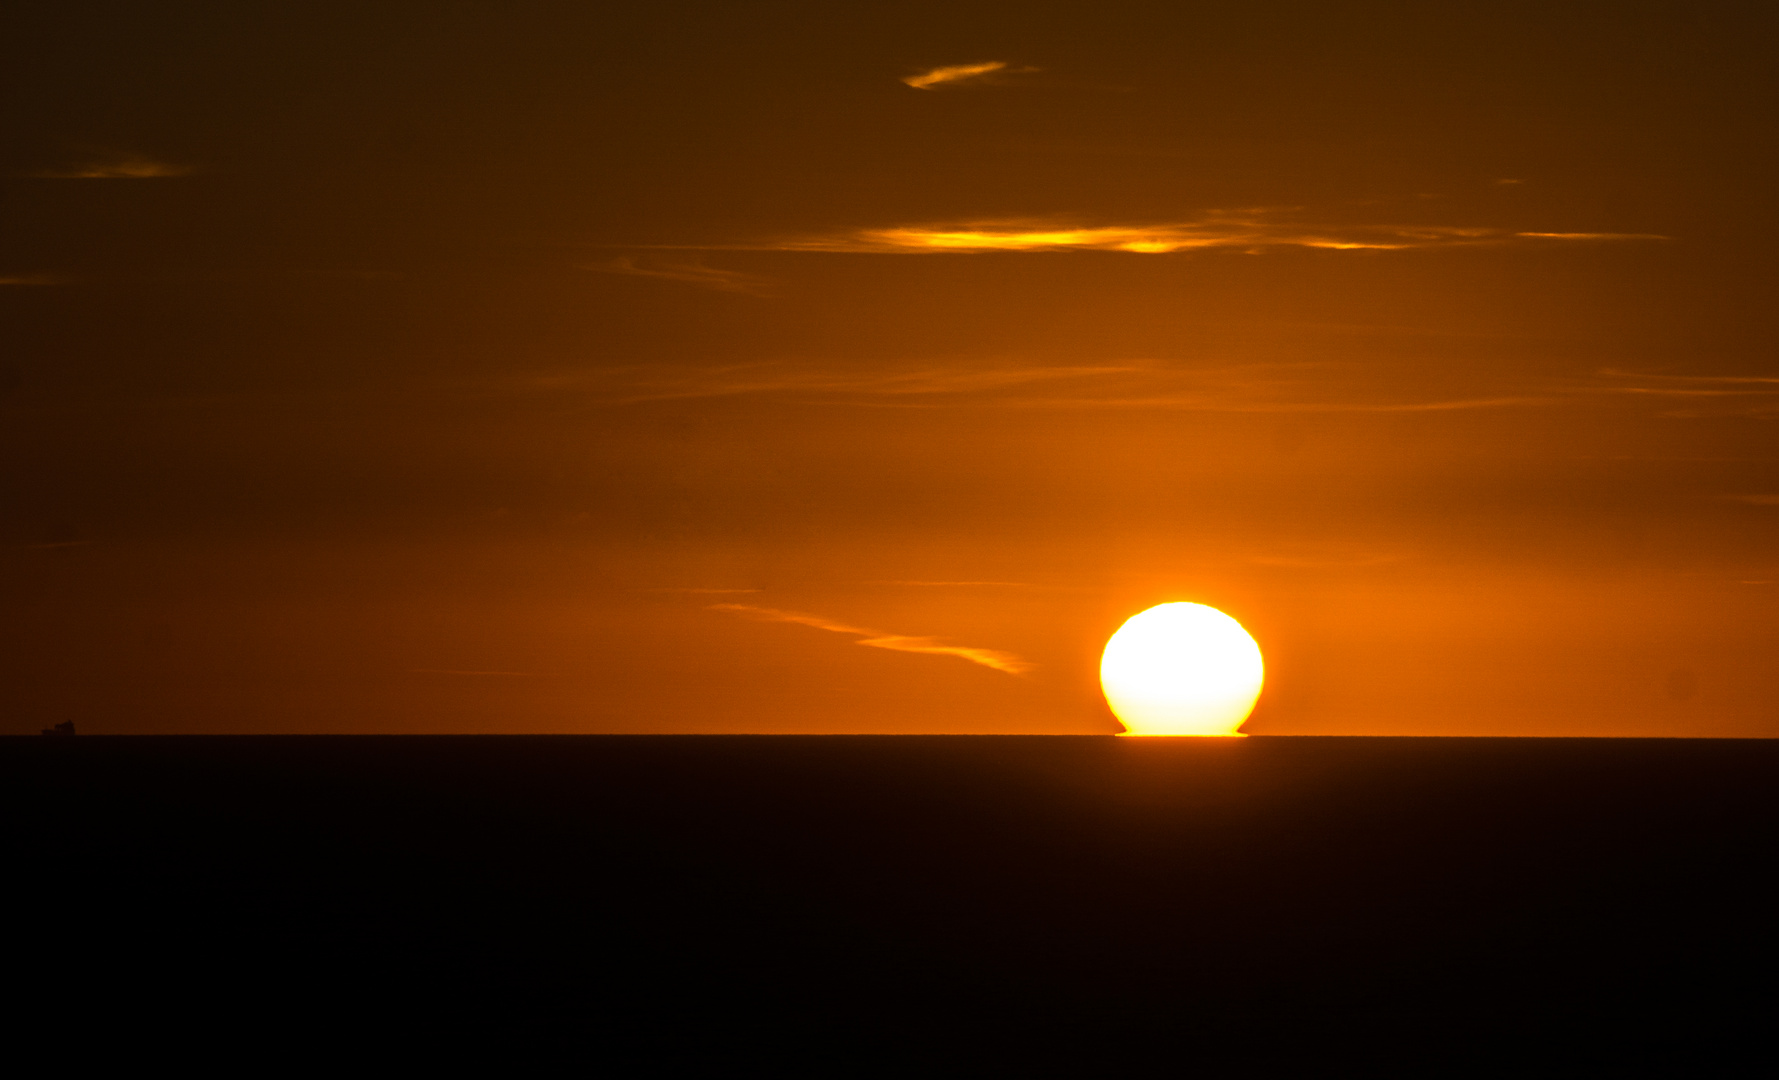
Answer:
[{"left": 4, "top": 1, "right": 1776, "bottom": 735}]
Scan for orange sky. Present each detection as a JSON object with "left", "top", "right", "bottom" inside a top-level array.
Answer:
[{"left": 3, "top": 1, "right": 1776, "bottom": 735}]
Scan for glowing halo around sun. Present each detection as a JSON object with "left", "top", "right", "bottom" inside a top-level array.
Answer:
[{"left": 1101, "top": 603, "right": 1265, "bottom": 737}]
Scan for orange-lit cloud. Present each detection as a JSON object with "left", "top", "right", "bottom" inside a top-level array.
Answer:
[
  {"left": 522, "top": 361, "right": 1142, "bottom": 405},
  {"left": 517, "top": 360, "right": 1553, "bottom": 414},
  {"left": 584, "top": 256, "right": 772, "bottom": 295},
  {"left": 1516, "top": 232, "right": 1669, "bottom": 241},
  {"left": 1026, "top": 394, "right": 1549, "bottom": 413},
  {"left": 0, "top": 273, "right": 71, "bottom": 286},
  {"left": 754, "top": 216, "right": 1667, "bottom": 255},
  {"left": 1585, "top": 369, "right": 1779, "bottom": 416},
  {"left": 33, "top": 154, "right": 193, "bottom": 179},
  {"left": 1722, "top": 494, "right": 1779, "bottom": 506},
  {"left": 1597, "top": 369, "right": 1779, "bottom": 387},
  {"left": 902, "top": 61, "right": 1012, "bottom": 90},
  {"left": 868, "top": 580, "right": 1039, "bottom": 587},
  {"left": 711, "top": 604, "right": 1033, "bottom": 675}
]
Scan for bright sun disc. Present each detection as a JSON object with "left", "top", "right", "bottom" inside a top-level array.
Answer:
[{"left": 1101, "top": 603, "right": 1264, "bottom": 737}]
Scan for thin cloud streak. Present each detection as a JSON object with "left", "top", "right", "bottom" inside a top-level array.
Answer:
[
  {"left": 738, "top": 216, "right": 1669, "bottom": 255},
  {"left": 33, "top": 154, "right": 193, "bottom": 179},
  {"left": 1583, "top": 369, "right": 1779, "bottom": 417},
  {"left": 711, "top": 604, "right": 1033, "bottom": 675},
  {"left": 524, "top": 361, "right": 1142, "bottom": 405},
  {"left": 1598, "top": 369, "right": 1779, "bottom": 385},
  {"left": 999, "top": 394, "right": 1551, "bottom": 413},
  {"left": 1599, "top": 387, "right": 1774, "bottom": 397},
  {"left": 903, "top": 61, "right": 1011, "bottom": 89},
  {"left": 0, "top": 273, "right": 72, "bottom": 286},
  {"left": 869, "top": 580, "right": 1038, "bottom": 588},
  {"left": 1517, "top": 232, "right": 1669, "bottom": 241},
  {"left": 585, "top": 257, "right": 772, "bottom": 295},
  {"left": 509, "top": 360, "right": 1555, "bottom": 415}
]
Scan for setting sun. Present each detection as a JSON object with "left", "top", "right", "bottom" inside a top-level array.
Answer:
[{"left": 1101, "top": 603, "right": 1265, "bottom": 737}]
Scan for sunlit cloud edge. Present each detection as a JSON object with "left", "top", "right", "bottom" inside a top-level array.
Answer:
[
  {"left": 711, "top": 603, "right": 1033, "bottom": 675},
  {"left": 902, "top": 61, "right": 1030, "bottom": 90},
  {"left": 504, "top": 361, "right": 1559, "bottom": 415},
  {"left": 672, "top": 218, "right": 1674, "bottom": 256},
  {"left": 583, "top": 256, "right": 774, "bottom": 295},
  {"left": 30, "top": 154, "right": 193, "bottom": 179}
]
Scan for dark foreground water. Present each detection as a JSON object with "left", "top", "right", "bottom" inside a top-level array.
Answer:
[{"left": 9, "top": 736, "right": 1776, "bottom": 1069}]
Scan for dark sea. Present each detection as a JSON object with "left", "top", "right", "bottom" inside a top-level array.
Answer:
[{"left": 10, "top": 736, "right": 1775, "bottom": 1070}]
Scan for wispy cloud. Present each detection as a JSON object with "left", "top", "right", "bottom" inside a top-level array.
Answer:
[
  {"left": 902, "top": 61, "right": 1024, "bottom": 90},
  {"left": 33, "top": 153, "right": 193, "bottom": 179},
  {"left": 1721, "top": 494, "right": 1779, "bottom": 506},
  {"left": 0, "top": 273, "right": 71, "bottom": 286},
  {"left": 712, "top": 603, "right": 1033, "bottom": 675},
  {"left": 697, "top": 214, "right": 1669, "bottom": 256},
  {"left": 1585, "top": 369, "right": 1779, "bottom": 417},
  {"left": 868, "top": 580, "right": 1038, "bottom": 588},
  {"left": 522, "top": 360, "right": 1141, "bottom": 405},
  {"left": 1598, "top": 369, "right": 1779, "bottom": 387},
  {"left": 1516, "top": 232, "right": 1668, "bottom": 241},
  {"left": 584, "top": 256, "right": 772, "bottom": 295},
  {"left": 508, "top": 359, "right": 1554, "bottom": 414},
  {"left": 1013, "top": 394, "right": 1550, "bottom": 413},
  {"left": 409, "top": 668, "right": 544, "bottom": 676}
]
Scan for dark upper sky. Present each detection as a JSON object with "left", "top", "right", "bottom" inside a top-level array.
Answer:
[{"left": 4, "top": 1, "right": 1777, "bottom": 734}]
